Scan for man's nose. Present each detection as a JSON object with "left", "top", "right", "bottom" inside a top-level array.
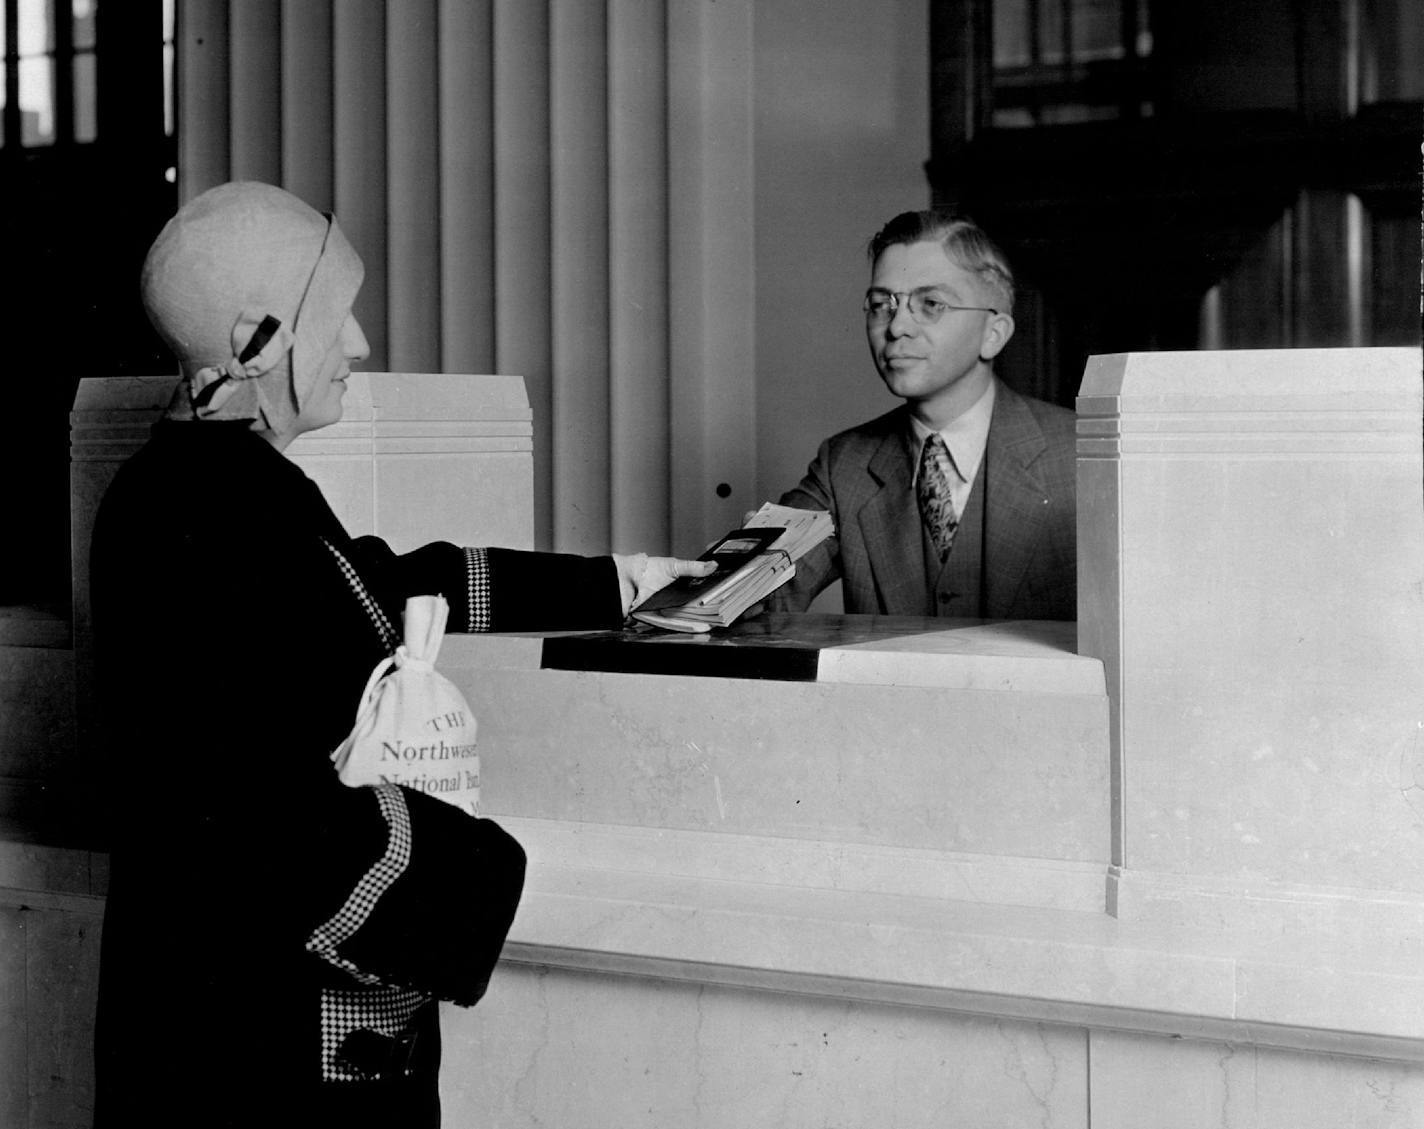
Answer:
[{"left": 886, "top": 297, "right": 917, "bottom": 335}]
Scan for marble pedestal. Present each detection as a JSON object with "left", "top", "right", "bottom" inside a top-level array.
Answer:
[{"left": 1076, "top": 348, "right": 1424, "bottom": 944}]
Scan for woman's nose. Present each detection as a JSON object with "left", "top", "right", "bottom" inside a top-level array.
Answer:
[{"left": 342, "top": 316, "right": 371, "bottom": 362}]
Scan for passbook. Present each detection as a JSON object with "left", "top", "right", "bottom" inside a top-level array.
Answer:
[{"left": 632, "top": 503, "right": 832, "bottom": 630}]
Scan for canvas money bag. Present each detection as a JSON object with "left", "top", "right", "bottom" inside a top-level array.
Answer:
[{"left": 332, "top": 594, "right": 480, "bottom": 815}]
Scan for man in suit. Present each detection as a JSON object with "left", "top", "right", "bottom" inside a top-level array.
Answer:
[{"left": 770, "top": 210, "right": 1076, "bottom": 621}]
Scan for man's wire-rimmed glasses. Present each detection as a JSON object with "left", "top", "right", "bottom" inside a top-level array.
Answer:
[{"left": 863, "top": 287, "right": 999, "bottom": 326}]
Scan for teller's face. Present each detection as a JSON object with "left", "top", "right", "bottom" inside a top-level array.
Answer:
[{"left": 866, "top": 240, "right": 1013, "bottom": 427}]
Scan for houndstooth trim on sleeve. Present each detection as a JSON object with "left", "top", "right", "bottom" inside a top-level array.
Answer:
[
  {"left": 464, "top": 546, "right": 492, "bottom": 632},
  {"left": 321, "top": 537, "right": 400, "bottom": 651},
  {"left": 319, "top": 984, "right": 431, "bottom": 1082},
  {"left": 305, "top": 782, "right": 412, "bottom": 984}
]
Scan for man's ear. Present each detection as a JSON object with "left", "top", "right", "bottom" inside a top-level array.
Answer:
[{"left": 979, "top": 311, "right": 1015, "bottom": 362}]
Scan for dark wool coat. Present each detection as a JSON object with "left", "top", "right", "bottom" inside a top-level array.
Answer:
[{"left": 91, "top": 422, "right": 623, "bottom": 1128}]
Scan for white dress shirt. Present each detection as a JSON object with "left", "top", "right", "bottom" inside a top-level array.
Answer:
[{"left": 909, "top": 380, "right": 996, "bottom": 518}]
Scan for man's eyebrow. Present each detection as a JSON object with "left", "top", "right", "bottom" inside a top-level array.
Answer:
[{"left": 866, "top": 283, "right": 962, "bottom": 295}]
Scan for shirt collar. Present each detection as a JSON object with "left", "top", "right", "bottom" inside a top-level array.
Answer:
[{"left": 909, "top": 380, "right": 996, "bottom": 486}]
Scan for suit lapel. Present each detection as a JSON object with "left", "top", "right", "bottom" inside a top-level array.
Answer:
[
  {"left": 858, "top": 412, "right": 930, "bottom": 614},
  {"left": 982, "top": 381, "right": 1051, "bottom": 618}
]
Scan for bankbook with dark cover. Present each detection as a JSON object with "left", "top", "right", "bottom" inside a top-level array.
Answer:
[{"left": 632, "top": 503, "right": 833, "bottom": 629}]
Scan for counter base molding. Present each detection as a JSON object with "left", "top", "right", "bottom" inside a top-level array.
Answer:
[
  {"left": 439, "top": 939, "right": 1422, "bottom": 1128},
  {"left": 1108, "top": 865, "right": 1424, "bottom": 953},
  {"left": 482, "top": 820, "right": 1423, "bottom": 1063}
]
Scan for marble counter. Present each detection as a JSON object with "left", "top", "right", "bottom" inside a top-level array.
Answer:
[
  {"left": 440, "top": 620, "right": 1423, "bottom": 1065},
  {"left": 444, "top": 618, "right": 1113, "bottom": 894},
  {"left": 542, "top": 613, "right": 1103, "bottom": 693}
]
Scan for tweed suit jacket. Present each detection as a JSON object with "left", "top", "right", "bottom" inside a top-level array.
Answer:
[{"left": 771, "top": 379, "right": 1077, "bottom": 621}]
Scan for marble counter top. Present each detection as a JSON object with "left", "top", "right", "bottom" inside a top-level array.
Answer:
[{"left": 539, "top": 613, "right": 1103, "bottom": 692}]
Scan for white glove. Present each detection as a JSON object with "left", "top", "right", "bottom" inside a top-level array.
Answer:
[{"left": 612, "top": 552, "right": 717, "bottom": 615}]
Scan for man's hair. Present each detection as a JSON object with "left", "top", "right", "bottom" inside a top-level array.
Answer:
[{"left": 867, "top": 210, "right": 1015, "bottom": 313}]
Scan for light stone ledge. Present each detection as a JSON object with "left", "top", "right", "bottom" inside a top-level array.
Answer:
[
  {"left": 369, "top": 422, "right": 533, "bottom": 437},
  {"left": 70, "top": 436, "right": 167, "bottom": 458},
  {"left": 501, "top": 863, "right": 1424, "bottom": 1063},
  {"left": 1077, "top": 346, "right": 1419, "bottom": 402},
  {"left": 0, "top": 841, "right": 107, "bottom": 898},
  {"left": 274, "top": 439, "right": 371, "bottom": 455},
  {"left": 1076, "top": 391, "right": 1417, "bottom": 412},
  {"left": 444, "top": 620, "right": 1106, "bottom": 695},
  {"left": 500, "top": 942, "right": 1424, "bottom": 1066},
  {"left": 1079, "top": 445, "right": 1415, "bottom": 460},
  {"left": 1078, "top": 410, "right": 1417, "bottom": 431},
  {"left": 0, "top": 886, "right": 105, "bottom": 916},
  {"left": 370, "top": 439, "right": 533, "bottom": 452},
  {"left": 1078, "top": 436, "right": 1417, "bottom": 455},
  {"left": 0, "top": 617, "right": 70, "bottom": 647},
  {"left": 497, "top": 815, "right": 1108, "bottom": 913},
  {"left": 295, "top": 438, "right": 532, "bottom": 455},
  {"left": 1109, "top": 867, "right": 1424, "bottom": 967},
  {"left": 366, "top": 372, "right": 533, "bottom": 419},
  {"left": 815, "top": 619, "right": 1106, "bottom": 693}
]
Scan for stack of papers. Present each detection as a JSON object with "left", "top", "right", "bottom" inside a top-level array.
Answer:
[
  {"left": 631, "top": 503, "right": 834, "bottom": 630},
  {"left": 743, "top": 502, "right": 835, "bottom": 563}
]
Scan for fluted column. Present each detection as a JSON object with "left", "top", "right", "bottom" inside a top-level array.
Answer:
[
  {"left": 279, "top": 0, "right": 333, "bottom": 210},
  {"left": 228, "top": 0, "right": 281, "bottom": 183},
  {"left": 608, "top": 0, "right": 669, "bottom": 552},
  {"left": 386, "top": 0, "right": 441, "bottom": 372},
  {"left": 667, "top": 0, "right": 757, "bottom": 550},
  {"left": 437, "top": 0, "right": 495, "bottom": 373},
  {"left": 491, "top": 0, "right": 555, "bottom": 548},
  {"left": 177, "top": 0, "right": 230, "bottom": 190},
  {"left": 332, "top": 0, "right": 388, "bottom": 367},
  {"left": 549, "top": 0, "right": 611, "bottom": 553}
]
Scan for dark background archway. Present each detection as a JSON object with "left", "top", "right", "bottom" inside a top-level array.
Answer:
[
  {"left": 929, "top": 0, "right": 1422, "bottom": 409},
  {"left": 3, "top": 2, "right": 175, "bottom": 610}
]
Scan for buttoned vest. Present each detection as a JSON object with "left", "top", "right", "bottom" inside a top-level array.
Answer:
[{"left": 918, "top": 454, "right": 988, "bottom": 617}]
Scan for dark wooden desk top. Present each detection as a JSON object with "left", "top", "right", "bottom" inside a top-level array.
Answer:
[{"left": 541, "top": 612, "right": 992, "bottom": 682}]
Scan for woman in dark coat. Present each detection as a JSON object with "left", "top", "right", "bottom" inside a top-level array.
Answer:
[{"left": 91, "top": 181, "right": 706, "bottom": 1127}]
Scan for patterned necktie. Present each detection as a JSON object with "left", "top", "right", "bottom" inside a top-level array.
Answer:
[{"left": 917, "top": 432, "right": 959, "bottom": 562}]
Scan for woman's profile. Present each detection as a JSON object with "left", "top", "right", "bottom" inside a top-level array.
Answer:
[{"left": 90, "top": 180, "right": 708, "bottom": 1128}]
